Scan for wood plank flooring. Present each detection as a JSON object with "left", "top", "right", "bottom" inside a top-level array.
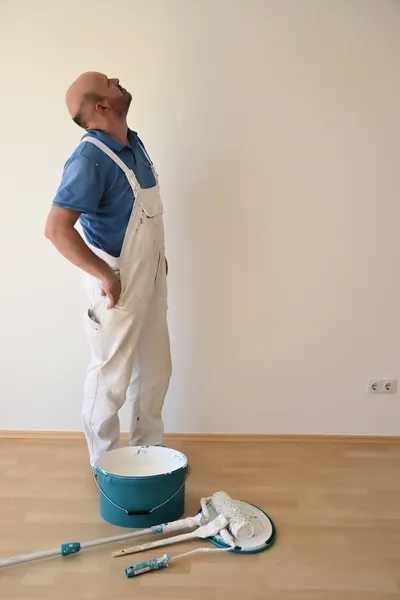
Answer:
[{"left": 0, "top": 438, "right": 399, "bottom": 599}]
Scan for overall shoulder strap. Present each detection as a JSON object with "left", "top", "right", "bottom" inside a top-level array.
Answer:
[{"left": 81, "top": 137, "right": 138, "bottom": 185}]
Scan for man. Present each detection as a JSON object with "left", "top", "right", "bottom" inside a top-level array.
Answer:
[{"left": 45, "top": 72, "right": 171, "bottom": 467}]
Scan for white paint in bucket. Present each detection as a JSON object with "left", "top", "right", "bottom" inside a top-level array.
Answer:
[{"left": 95, "top": 446, "right": 188, "bottom": 478}]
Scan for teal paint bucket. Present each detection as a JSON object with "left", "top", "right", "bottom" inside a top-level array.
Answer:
[{"left": 94, "top": 446, "right": 188, "bottom": 528}]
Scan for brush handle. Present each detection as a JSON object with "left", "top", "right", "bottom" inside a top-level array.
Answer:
[
  {"left": 125, "top": 554, "right": 170, "bottom": 578},
  {"left": 124, "top": 546, "right": 230, "bottom": 579},
  {"left": 114, "top": 514, "right": 228, "bottom": 558},
  {"left": 113, "top": 530, "right": 196, "bottom": 558}
]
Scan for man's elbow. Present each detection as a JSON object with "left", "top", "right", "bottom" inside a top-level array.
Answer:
[
  {"left": 45, "top": 206, "right": 80, "bottom": 243},
  {"left": 44, "top": 219, "right": 56, "bottom": 241},
  {"left": 44, "top": 217, "right": 64, "bottom": 243}
]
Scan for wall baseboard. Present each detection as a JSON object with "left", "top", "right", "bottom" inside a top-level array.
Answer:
[{"left": 0, "top": 431, "right": 399, "bottom": 444}]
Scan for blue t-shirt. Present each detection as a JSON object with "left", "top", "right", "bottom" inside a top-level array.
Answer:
[{"left": 52, "top": 129, "right": 156, "bottom": 257}]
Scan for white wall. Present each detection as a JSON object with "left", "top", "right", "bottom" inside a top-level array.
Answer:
[{"left": 1, "top": 0, "right": 400, "bottom": 435}]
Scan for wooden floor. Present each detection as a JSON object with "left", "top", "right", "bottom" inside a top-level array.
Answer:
[{"left": 0, "top": 438, "right": 399, "bottom": 600}]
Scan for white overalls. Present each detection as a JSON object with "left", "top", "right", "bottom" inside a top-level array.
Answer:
[{"left": 81, "top": 137, "right": 172, "bottom": 467}]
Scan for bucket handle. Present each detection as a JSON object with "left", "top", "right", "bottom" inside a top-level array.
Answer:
[{"left": 93, "top": 466, "right": 189, "bottom": 516}]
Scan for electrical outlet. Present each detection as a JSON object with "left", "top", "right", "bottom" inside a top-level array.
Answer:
[
  {"left": 366, "top": 379, "right": 397, "bottom": 394},
  {"left": 367, "top": 379, "right": 382, "bottom": 394},
  {"left": 382, "top": 379, "right": 397, "bottom": 394}
]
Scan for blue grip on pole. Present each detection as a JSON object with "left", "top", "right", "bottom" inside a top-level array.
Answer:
[
  {"left": 151, "top": 524, "right": 164, "bottom": 534},
  {"left": 61, "top": 542, "right": 81, "bottom": 556},
  {"left": 125, "top": 553, "right": 169, "bottom": 578}
]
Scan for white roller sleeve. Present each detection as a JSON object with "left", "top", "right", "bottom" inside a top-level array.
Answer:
[{"left": 211, "top": 491, "right": 255, "bottom": 540}]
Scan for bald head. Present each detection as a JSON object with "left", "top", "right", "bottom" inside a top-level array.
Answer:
[{"left": 65, "top": 72, "right": 132, "bottom": 130}]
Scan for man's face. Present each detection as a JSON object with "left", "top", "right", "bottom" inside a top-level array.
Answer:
[{"left": 95, "top": 73, "right": 132, "bottom": 117}]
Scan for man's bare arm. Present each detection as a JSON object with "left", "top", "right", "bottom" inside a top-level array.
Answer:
[{"left": 45, "top": 206, "right": 121, "bottom": 308}]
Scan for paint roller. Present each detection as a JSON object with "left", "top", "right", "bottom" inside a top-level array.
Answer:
[
  {"left": 121, "top": 492, "right": 276, "bottom": 579},
  {"left": 113, "top": 490, "right": 255, "bottom": 558},
  {"left": 0, "top": 490, "right": 252, "bottom": 569},
  {"left": 202, "top": 490, "right": 255, "bottom": 541}
]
